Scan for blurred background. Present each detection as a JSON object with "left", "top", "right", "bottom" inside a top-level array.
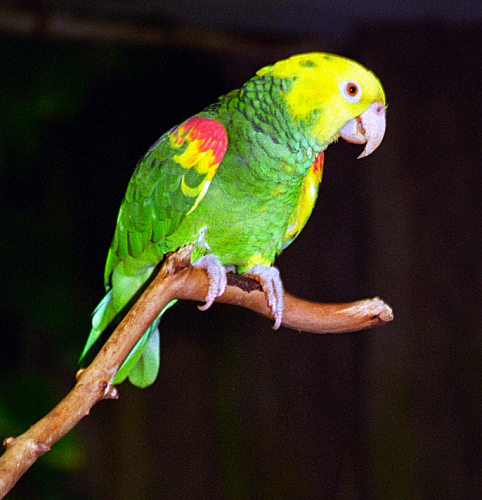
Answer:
[{"left": 0, "top": 1, "right": 481, "bottom": 499}]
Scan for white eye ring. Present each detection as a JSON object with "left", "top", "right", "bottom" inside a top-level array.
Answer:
[{"left": 339, "top": 81, "right": 362, "bottom": 103}]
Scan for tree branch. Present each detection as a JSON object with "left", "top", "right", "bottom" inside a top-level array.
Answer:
[{"left": 0, "top": 246, "right": 393, "bottom": 497}]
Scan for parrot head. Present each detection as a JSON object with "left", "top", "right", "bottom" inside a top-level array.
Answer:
[{"left": 257, "top": 52, "right": 386, "bottom": 158}]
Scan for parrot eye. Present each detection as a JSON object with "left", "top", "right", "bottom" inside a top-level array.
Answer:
[{"left": 340, "top": 81, "right": 362, "bottom": 103}]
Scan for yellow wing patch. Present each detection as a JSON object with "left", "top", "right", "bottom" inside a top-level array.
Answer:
[
  {"left": 283, "top": 151, "right": 324, "bottom": 247},
  {"left": 169, "top": 116, "right": 228, "bottom": 214}
]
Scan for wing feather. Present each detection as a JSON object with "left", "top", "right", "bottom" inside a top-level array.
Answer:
[
  {"left": 104, "top": 116, "right": 228, "bottom": 283},
  {"left": 282, "top": 151, "right": 324, "bottom": 249}
]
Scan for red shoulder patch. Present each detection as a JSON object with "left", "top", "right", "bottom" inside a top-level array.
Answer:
[
  {"left": 170, "top": 116, "right": 228, "bottom": 166},
  {"left": 169, "top": 116, "right": 228, "bottom": 213}
]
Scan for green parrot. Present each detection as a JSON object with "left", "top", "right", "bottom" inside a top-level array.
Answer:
[{"left": 79, "top": 52, "right": 386, "bottom": 388}]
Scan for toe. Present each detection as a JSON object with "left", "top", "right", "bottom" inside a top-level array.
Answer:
[
  {"left": 193, "top": 254, "right": 227, "bottom": 310},
  {"left": 244, "top": 265, "right": 284, "bottom": 330}
]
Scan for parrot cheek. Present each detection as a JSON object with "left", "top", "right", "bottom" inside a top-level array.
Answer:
[{"left": 338, "top": 101, "right": 386, "bottom": 158}]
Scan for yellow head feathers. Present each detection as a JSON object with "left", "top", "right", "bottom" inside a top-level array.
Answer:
[{"left": 257, "top": 53, "right": 386, "bottom": 150}]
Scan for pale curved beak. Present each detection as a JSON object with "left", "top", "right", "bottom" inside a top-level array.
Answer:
[{"left": 338, "top": 101, "right": 386, "bottom": 158}]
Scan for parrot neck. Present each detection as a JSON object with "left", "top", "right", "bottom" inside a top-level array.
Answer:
[{"left": 220, "top": 79, "right": 322, "bottom": 182}]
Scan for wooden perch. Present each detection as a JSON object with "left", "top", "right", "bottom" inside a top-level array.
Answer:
[{"left": 0, "top": 246, "right": 393, "bottom": 498}]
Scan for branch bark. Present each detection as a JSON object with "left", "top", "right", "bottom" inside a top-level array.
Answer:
[{"left": 0, "top": 246, "right": 393, "bottom": 497}]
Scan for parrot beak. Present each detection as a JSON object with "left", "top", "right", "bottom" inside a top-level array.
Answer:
[{"left": 338, "top": 101, "right": 386, "bottom": 158}]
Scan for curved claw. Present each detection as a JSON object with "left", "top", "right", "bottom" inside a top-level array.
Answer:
[
  {"left": 244, "top": 265, "right": 284, "bottom": 330},
  {"left": 192, "top": 254, "right": 227, "bottom": 310},
  {"left": 338, "top": 101, "right": 386, "bottom": 158}
]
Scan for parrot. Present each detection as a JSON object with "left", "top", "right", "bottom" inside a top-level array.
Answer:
[{"left": 79, "top": 52, "right": 386, "bottom": 388}]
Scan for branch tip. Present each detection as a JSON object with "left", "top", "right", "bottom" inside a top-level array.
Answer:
[{"left": 361, "top": 297, "right": 393, "bottom": 325}]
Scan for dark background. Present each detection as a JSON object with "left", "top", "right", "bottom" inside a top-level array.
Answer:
[{"left": 0, "top": 2, "right": 481, "bottom": 499}]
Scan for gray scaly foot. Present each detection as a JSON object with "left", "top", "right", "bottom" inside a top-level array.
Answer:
[
  {"left": 244, "top": 265, "right": 284, "bottom": 330},
  {"left": 192, "top": 254, "right": 228, "bottom": 311}
]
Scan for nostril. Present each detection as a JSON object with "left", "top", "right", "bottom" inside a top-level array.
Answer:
[{"left": 376, "top": 103, "right": 385, "bottom": 114}]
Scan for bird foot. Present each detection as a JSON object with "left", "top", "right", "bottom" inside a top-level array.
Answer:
[
  {"left": 244, "top": 265, "right": 284, "bottom": 330},
  {"left": 192, "top": 254, "right": 228, "bottom": 311}
]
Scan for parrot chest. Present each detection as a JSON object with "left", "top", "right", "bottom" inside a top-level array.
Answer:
[{"left": 166, "top": 169, "right": 305, "bottom": 272}]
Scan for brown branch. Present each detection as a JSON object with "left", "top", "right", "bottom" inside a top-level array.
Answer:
[{"left": 0, "top": 246, "right": 393, "bottom": 497}]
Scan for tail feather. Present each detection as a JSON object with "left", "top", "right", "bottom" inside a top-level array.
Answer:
[
  {"left": 115, "top": 299, "right": 177, "bottom": 387},
  {"left": 79, "top": 289, "right": 114, "bottom": 364},
  {"left": 114, "top": 321, "right": 160, "bottom": 387},
  {"left": 80, "top": 292, "right": 177, "bottom": 388}
]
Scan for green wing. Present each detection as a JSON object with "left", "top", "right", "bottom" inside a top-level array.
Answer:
[
  {"left": 105, "top": 115, "right": 229, "bottom": 285},
  {"left": 80, "top": 115, "right": 228, "bottom": 387}
]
